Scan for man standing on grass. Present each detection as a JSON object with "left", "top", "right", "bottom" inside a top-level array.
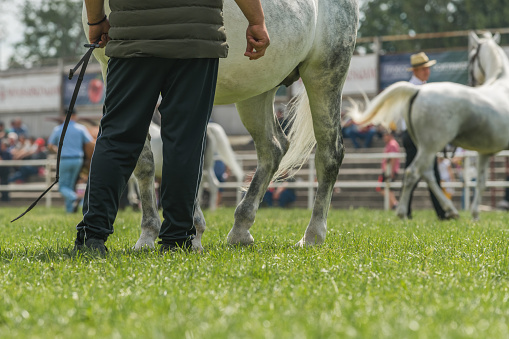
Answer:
[
  {"left": 75, "top": 0, "right": 270, "bottom": 254},
  {"left": 400, "top": 52, "right": 447, "bottom": 220}
]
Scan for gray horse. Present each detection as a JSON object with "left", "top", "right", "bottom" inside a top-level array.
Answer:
[
  {"left": 349, "top": 32, "right": 509, "bottom": 220},
  {"left": 83, "top": 0, "right": 359, "bottom": 249}
]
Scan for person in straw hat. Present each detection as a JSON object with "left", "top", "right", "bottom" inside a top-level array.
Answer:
[
  {"left": 407, "top": 52, "right": 436, "bottom": 85},
  {"left": 400, "top": 52, "right": 447, "bottom": 219}
]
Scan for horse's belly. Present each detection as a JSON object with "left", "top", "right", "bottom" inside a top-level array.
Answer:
[{"left": 213, "top": 0, "right": 316, "bottom": 104}]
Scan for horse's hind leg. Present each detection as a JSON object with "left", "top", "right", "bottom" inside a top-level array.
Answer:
[
  {"left": 133, "top": 135, "right": 161, "bottom": 250},
  {"left": 421, "top": 167, "right": 459, "bottom": 219},
  {"left": 397, "top": 150, "right": 458, "bottom": 219},
  {"left": 471, "top": 153, "right": 491, "bottom": 220},
  {"left": 227, "top": 88, "right": 285, "bottom": 245},
  {"left": 295, "top": 80, "right": 344, "bottom": 246},
  {"left": 396, "top": 150, "right": 428, "bottom": 219}
]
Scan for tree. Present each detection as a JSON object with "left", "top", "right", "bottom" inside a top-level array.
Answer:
[
  {"left": 10, "top": 0, "right": 83, "bottom": 68},
  {"left": 358, "top": 0, "right": 509, "bottom": 53}
]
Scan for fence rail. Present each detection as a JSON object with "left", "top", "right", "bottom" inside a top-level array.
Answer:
[{"left": 2, "top": 150, "right": 509, "bottom": 210}]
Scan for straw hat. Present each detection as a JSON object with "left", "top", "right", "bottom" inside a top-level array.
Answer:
[{"left": 407, "top": 52, "right": 436, "bottom": 71}]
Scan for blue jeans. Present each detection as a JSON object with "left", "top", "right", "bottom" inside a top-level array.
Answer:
[{"left": 59, "top": 158, "right": 83, "bottom": 213}]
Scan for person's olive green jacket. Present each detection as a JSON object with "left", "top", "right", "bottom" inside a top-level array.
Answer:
[{"left": 106, "top": 0, "right": 228, "bottom": 59}]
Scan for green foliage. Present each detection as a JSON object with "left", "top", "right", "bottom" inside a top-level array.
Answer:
[
  {"left": 1, "top": 207, "right": 509, "bottom": 338},
  {"left": 359, "top": 0, "right": 509, "bottom": 52},
  {"left": 10, "top": 0, "right": 83, "bottom": 68}
]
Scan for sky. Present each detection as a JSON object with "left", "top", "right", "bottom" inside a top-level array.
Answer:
[{"left": 0, "top": 1, "right": 28, "bottom": 70}]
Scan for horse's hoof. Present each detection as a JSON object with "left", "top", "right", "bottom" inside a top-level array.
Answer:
[
  {"left": 134, "top": 237, "right": 156, "bottom": 250},
  {"left": 227, "top": 229, "right": 254, "bottom": 246},
  {"left": 295, "top": 234, "right": 325, "bottom": 247},
  {"left": 443, "top": 210, "right": 460, "bottom": 220},
  {"left": 395, "top": 206, "right": 408, "bottom": 219},
  {"left": 191, "top": 238, "right": 204, "bottom": 253},
  {"left": 396, "top": 211, "right": 407, "bottom": 219}
]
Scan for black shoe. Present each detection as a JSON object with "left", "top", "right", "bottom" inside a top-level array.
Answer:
[
  {"left": 74, "top": 237, "right": 107, "bottom": 255},
  {"left": 158, "top": 236, "right": 194, "bottom": 254},
  {"left": 72, "top": 199, "right": 80, "bottom": 213}
]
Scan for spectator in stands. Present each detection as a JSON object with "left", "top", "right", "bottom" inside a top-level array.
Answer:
[
  {"left": 10, "top": 118, "right": 29, "bottom": 137},
  {"left": 8, "top": 137, "right": 47, "bottom": 184},
  {"left": 6, "top": 132, "right": 19, "bottom": 151},
  {"left": 438, "top": 156, "right": 456, "bottom": 200},
  {"left": 276, "top": 107, "right": 290, "bottom": 135},
  {"left": 214, "top": 159, "right": 229, "bottom": 207},
  {"left": 0, "top": 121, "right": 8, "bottom": 140},
  {"left": 48, "top": 108, "right": 95, "bottom": 213},
  {"left": 342, "top": 115, "right": 377, "bottom": 149},
  {"left": 377, "top": 130, "right": 400, "bottom": 209},
  {"left": 0, "top": 139, "right": 12, "bottom": 201},
  {"left": 261, "top": 172, "right": 296, "bottom": 208}
]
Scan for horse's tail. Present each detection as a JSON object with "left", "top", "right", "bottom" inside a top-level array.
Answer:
[
  {"left": 273, "top": 89, "right": 315, "bottom": 180},
  {"left": 347, "top": 81, "right": 420, "bottom": 130},
  {"left": 207, "top": 122, "right": 244, "bottom": 182}
]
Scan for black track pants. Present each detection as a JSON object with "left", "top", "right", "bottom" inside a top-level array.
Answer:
[{"left": 77, "top": 57, "right": 218, "bottom": 242}]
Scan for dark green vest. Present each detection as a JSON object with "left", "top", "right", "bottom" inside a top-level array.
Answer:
[{"left": 106, "top": 0, "right": 228, "bottom": 59}]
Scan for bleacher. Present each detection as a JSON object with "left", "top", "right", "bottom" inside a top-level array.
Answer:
[
  {"left": 3, "top": 136, "right": 509, "bottom": 213},
  {"left": 208, "top": 135, "right": 508, "bottom": 211}
]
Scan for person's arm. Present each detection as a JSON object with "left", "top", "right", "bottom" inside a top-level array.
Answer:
[
  {"left": 234, "top": 0, "right": 270, "bottom": 60},
  {"left": 84, "top": 0, "right": 110, "bottom": 48}
]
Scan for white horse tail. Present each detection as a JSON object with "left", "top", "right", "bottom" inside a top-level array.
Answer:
[
  {"left": 348, "top": 81, "right": 421, "bottom": 130},
  {"left": 274, "top": 89, "right": 315, "bottom": 180},
  {"left": 207, "top": 122, "right": 244, "bottom": 182}
]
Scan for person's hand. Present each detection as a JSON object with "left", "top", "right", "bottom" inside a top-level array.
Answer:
[
  {"left": 244, "top": 23, "right": 270, "bottom": 60},
  {"left": 88, "top": 19, "right": 110, "bottom": 48}
]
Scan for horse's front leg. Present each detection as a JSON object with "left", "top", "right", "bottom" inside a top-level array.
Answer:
[
  {"left": 227, "top": 89, "right": 284, "bottom": 245},
  {"left": 133, "top": 134, "right": 161, "bottom": 250},
  {"left": 471, "top": 154, "right": 491, "bottom": 220},
  {"left": 396, "top": 156, "right": 424, "bottom": 219}
]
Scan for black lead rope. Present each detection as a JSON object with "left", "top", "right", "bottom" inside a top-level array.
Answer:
[{"left": 11, "top": 42, "right": 100, "bottom": 222}]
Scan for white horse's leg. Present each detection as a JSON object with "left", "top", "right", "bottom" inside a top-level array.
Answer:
[
  {"left": 227, "top": 88, "right": 284, "bottom": 245},
  {"left": 294, "top": 82, "right": 344, "bottom": 246},
  {"left": 421, "top": 165, "right": 459, "bottom": 219},
  {"left": 292, "top": 0, "right": 357, "bottom": 246},
  {"left": 396, "top": 152, "right": 426, "bottom": 219},
  {"left": 471, "top": 154, "right": 491, "bottom": 220},
  {"left": 126, "top": 176, "right": 141, "bottom": 210},
  {"left": 191, "top": 199, "right": 206, "bottom": 251},
  {"left": 133, "top": 135, "right": 161, "bottom": 250},
  {"left": 203, "top": 132, "right": 219, "bottom": 211}
]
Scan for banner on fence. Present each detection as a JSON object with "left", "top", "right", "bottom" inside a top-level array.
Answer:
[
  {"left": 379, "top": 50, "right": 469, "bottom": 90},
  {"left": 343, "top": 54, "right": 378, "bottom": 95},
  {"left": 0, "top": 74, "right": 61, "bottom": 113},
  {"left": 62, "top": 73, "right": 105, "bottom": 107}
]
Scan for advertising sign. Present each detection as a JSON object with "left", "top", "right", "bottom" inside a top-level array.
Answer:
[
  {"left": 379, "top": 50, "right": 469, "bottom": 90},
  {"left": 62, "top": 72, "right": 105, "bottom": 107},
  {"left": 343, "top": 54, "right": 378, "bottom": 95},
  {"left": 0, "top": 73, "right": 61, "bottom": 113}
]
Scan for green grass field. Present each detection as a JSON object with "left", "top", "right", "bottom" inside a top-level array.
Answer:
[{"left": 1, "top": 206, "right": 508, "bottom": 338}]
